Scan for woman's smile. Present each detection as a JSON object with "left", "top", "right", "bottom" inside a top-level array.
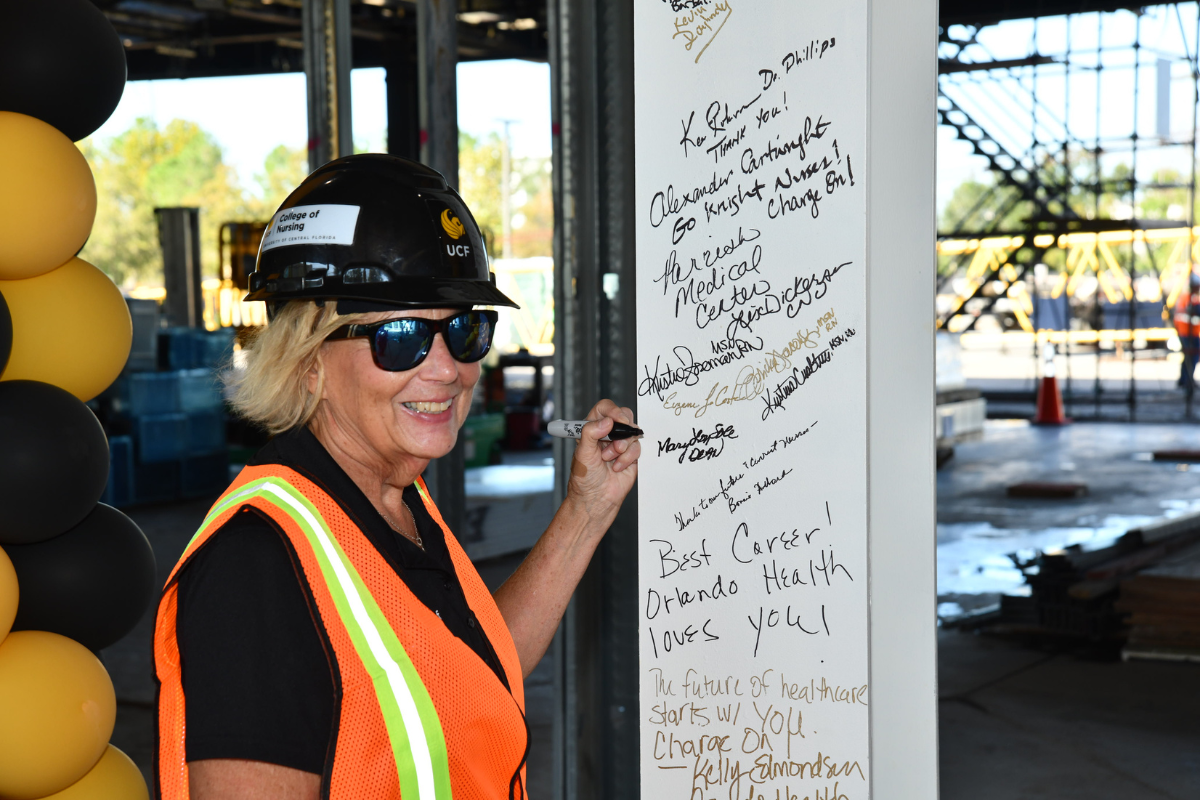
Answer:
[{"left": 400, "top": 399, "right": 454, "bottom": 414}]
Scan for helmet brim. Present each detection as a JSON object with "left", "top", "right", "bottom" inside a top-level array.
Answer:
[{"left": 244, "top": 276, "right": 520, "bottom": 309}]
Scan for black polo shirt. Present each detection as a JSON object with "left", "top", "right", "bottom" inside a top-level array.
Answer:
[{"left": 173, "top": 426, "right": 510, "bottom": 774}]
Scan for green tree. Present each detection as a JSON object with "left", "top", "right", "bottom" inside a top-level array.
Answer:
[
  {"left": 510, "top": 157, "right": 553, "bottom": 258},
  {"left": 1134, "top": 167, "right": 1189, "bottom": 222},
  {"left": 939, "top": 178, "right": 1030, "bottom": 235},
  {"left": 458, "top": 131, "right": 553, "bottom": 259},
  {"left": 254, "top": 144, "right": 309, "bottom": 216},
  {"left": 458, "top": 131, "right": 504, "bottom": 255},
  {"left": 80, "top": 118, "right": 257, "bottom": 285}
]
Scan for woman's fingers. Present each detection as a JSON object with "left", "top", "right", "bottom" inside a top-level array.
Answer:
[
  {"left": 575, "top": 398, "right": 641, "bottom": 473},
  {"left": 587, "top": 398, "right": 619, "bottom": 421},
  {"left": 578, "top": 415, "right": 614, "bottom": 456},
  {"left": 612, "top": 437, "right": 640, "bottom": 471}
]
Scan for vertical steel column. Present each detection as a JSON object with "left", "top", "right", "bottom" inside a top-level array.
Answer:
[
  {"left": 549, "top": 0, "right": 639, "bottom": 798},
  {"left": 417, "top": 0, "right": 465, "bottom": 532},
  {"left": 303, "top": 0, "right": 353, "bottom": 172},
  {"left": 385, "top": 37, "right": 421, "bottom": 161},
  {"left": 155, "top": 207, "right": 203, "bottom": 328},
  {"left": 1185, "top": 5, "right": 1199, "bottom": 418},
  {"left": 418, "top": 0, "right": 459, "bottom": 188},
  {"left": 1129, "top": 13, "right": 1142, "bottom": 420}
]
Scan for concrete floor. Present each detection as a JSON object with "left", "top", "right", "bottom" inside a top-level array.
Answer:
[
  {"left": 938, "top": 421, "right": 1200, "bottom": 799},
  {"left": 939, "top": 421, "right": 1200, "bottom": 529},
  {"left": 939, "top": 629, "right": 1200, "bottom": 799},
  {"left": 958, "top": 339, "right": 1199, "bottom": 422}
]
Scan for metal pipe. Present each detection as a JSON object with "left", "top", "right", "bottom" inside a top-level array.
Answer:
[{"left": 303, "top": 0, "right": 354, "bottom": 172}]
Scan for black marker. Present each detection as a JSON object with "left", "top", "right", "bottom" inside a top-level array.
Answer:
[{"left": 548, "top": 419, "right": 644, "bottom": 441}]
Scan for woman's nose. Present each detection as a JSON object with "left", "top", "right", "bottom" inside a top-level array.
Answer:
[{"left": 418, "top": 333, "right": 459, "bottom": 380}]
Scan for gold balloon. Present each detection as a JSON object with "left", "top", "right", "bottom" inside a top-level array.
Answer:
[
  {"left": 0, "top": 545, "right": 15, "bottom": 643},
  {"left": 0, "top": 112, "right": 97, "bottom": 280},
  {"left": 0, "top": 631, "right": 116, "bottom": 800},
  {"left": 0, "top": 257, "right": 131, "bottom": 401},
  {"left": 34, "top": 745, "right": 148, "bottom": 800}
]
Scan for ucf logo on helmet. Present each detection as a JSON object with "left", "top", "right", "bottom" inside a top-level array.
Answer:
[{"left": 440, "top": 208, "right": 471, "bottom": 257}]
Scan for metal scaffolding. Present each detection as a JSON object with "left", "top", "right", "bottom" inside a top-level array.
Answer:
[{"left": 938, "top": 4, "right": 1200, "bottom": 420}]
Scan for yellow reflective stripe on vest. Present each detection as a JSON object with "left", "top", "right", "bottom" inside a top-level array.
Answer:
[{"left": 194, "top": 477, "right": 453, "bottom": 800}]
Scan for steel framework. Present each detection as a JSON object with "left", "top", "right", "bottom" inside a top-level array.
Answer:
[{"left": 938, "top": 4, "right": 1200, "bottom": 419}]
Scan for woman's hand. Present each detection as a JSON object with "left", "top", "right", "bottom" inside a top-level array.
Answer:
[
  {"left": 563, "top": 399, "right": 640, "bottom": 532},
  {"left": 493, "top": 399, "right": 639, "bottom": 676}
]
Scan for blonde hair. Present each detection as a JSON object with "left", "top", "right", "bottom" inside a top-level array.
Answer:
[{"left": 228, "top": 300, "right": 372, "bottom": 434}]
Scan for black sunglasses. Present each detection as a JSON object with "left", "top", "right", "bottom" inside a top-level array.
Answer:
[{"left": 325, "top": 309, "right": 498, "bottom": 372}]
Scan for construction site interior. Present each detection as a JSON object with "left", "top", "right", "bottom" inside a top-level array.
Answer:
[
  {"left": 50, "top": 0, "right": 1200, "bottom": 797},
  {"left": 935, "top": 3, "right": 1200, "bottom": 796}
]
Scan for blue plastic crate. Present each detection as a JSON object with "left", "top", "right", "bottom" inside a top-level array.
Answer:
[
  {"left": 133, "top": 460, "right": 180, "bottom": 505},
  {"left": 181, "top": 453, "right": 229, "bottom": 499},
  {"left": 179, "top": 369, "right": 223, "bottom": 412},
  {"left": 137, "top": 412, "right": 188, "bottom": 463},
  {"left": 101, "top": 435, "right": 134, "bottom": 508},
  {"left": 159, "top": 328, "right": 236, "bottom": 371},
  {"left": 159, "top": 328, "right": 196, "bottom": 371},
  {"left": 128, "top": 371, "right": 181, "bottom": 416},
  {"left": 197, "top": 328, "right": 235, "bottom": 369},
  {"left": 185, "top": 410, "right": 225, "bottom": 455}
]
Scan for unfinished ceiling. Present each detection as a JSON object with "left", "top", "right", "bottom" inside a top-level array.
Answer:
[{"left": 91, "top": 0, "right": 548, "bottom": 80}]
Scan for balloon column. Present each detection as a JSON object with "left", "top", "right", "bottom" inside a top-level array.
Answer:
[{"left": 0, "top": 2, "right": 156, "bottom": 798}]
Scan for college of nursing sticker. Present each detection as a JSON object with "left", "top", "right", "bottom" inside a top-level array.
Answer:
[{"left": 260, "top": 204, "right": 361, "bottom": 251}]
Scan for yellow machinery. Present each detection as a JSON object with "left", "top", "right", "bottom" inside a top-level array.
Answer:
[
  {"left": 937, "top": 225, "right": 1199, "bottom": 341},
  {"left": 207, "top": 222, "right": 269, "bottom": 329}
]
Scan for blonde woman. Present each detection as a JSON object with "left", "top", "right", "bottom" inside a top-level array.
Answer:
[{"left": 153, "top": 155, "right": 639, "bottom": 800}]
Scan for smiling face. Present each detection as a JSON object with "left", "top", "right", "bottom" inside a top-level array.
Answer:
[{"left": 311, "top": 307, "right": 481, "bottom": 474}]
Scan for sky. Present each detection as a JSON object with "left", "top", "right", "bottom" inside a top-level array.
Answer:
[{"left": 89, "top": 59, "right": 552, "bottom": 193}]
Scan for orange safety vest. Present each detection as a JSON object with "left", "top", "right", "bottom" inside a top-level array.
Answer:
[
  {"left": 1175, "top": 289, "right": 1200, "bottom": 338},
  {"left": 153, "top": 464, "right": 528, "bottom": 800}
]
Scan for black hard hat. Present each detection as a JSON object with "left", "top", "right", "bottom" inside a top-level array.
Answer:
[{"left": 245, "top": 153, "right": 518, "bottom": 310}]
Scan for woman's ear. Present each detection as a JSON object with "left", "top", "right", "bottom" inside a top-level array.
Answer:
[{"left": 305, "top": 351, "right": 322, "bottom": 396}]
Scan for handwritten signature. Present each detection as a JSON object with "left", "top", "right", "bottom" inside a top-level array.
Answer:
[{"left": 673, "top": 1, "right": 733, "bottom": 64}]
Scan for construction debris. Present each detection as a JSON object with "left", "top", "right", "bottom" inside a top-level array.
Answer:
[
  {"left": 1006, "top": 481, "right": 1088, "bottom": 499},
  {"left": 1152, "top": 450, "right": 1200, "bottom": 463},
  {"left": 987, "top": 510, "right": 1200, "bottom": 642},
  {"left": 1118, "top": 541, "right": 1200, "bottom": 662}
]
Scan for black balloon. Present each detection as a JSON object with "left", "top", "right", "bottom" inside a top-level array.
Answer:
[
  {"left": 0, "top": 0, "right": 127, "bottom": 141},
  {"left": 0, "top": 290, "right": 10, "bottom": 374},
  {"left": 0, "top": 380, "right": 109, "bottom": 544},
  {"left": 6, "top": 503, "right": 157, "bottom": 652}
]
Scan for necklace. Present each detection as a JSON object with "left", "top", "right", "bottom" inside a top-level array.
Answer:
[{"left": 380, "top": 500, "right": 423, "bottom": 549}]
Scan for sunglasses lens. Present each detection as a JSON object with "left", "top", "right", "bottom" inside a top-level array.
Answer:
[
  {"left": 446, "top": 311, "right": 494, "bottom": 363},
  {"left": 374, "top": 319, "right": 433, "bottom": 371}
]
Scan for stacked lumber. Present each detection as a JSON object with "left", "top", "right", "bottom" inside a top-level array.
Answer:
[
  {"left": 992, "top": 510, "right": 1200, "bottom": 641},
  {"left": 1117, "top": 541, "right": 1200, "bottom": 661}
]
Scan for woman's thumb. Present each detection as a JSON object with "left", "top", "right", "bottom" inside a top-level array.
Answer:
[{"left": 579, "top": 416, "right": 614, "bottom": 449}]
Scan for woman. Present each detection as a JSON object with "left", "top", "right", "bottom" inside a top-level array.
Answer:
[{"left": 153, "top": 154, "right": 639, "bottom": 800}]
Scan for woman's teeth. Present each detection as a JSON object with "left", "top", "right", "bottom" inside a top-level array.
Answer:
[{"left": 403, "top": 400, "right": 453, "bottom": 414}]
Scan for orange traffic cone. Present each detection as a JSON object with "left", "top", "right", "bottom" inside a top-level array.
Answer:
[
  {"left": 1033, "top": 343, "right": 1069, "bottom": 425},
  {"left": 1034, "top": 376, "right": 1068, "bottom": 424}
]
